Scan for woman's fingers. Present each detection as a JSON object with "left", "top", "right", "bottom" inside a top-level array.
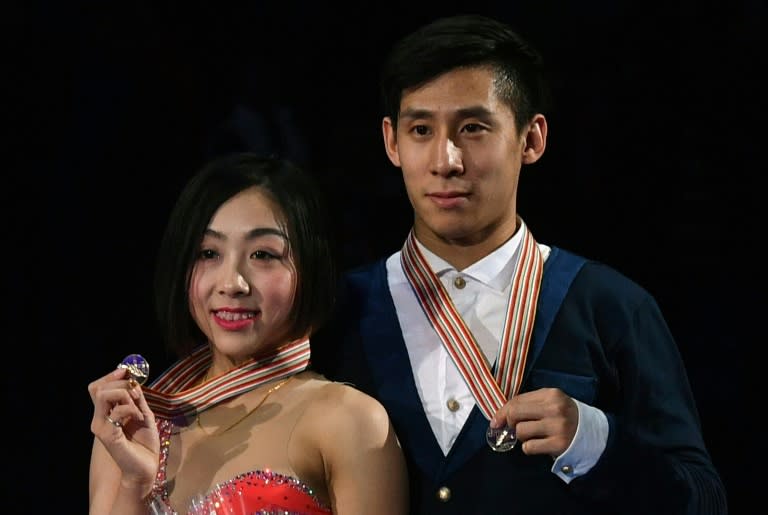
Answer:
[
  {"left": 130, "top": 384, "right": 155, "bottom": 426},
  {"left": 90, "top": 366, "right": 149, "bottom": 432}
]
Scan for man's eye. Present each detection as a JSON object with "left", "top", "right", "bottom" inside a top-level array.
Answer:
[
  {"left": 463, "top": 123, "right": 483, "bottom": 133},
  {"left": 413, "top": 125, "right": 429, "bottom": 136}
]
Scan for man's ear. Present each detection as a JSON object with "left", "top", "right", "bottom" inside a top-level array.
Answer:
[
  {"left": 382, "top": 117, "right": 401, "bottom": 167},
  {"left": 521, "top": 114, "right": 547, "bottom": 165}
]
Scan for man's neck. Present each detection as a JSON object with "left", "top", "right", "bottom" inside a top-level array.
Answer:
[{"left": 414, "top": 221, "right": 519, "bottom": 271}]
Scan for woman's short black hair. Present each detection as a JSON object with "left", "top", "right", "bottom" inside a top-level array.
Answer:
[{"left": 153, "top": 153, "right": 337, "bottom": 357}]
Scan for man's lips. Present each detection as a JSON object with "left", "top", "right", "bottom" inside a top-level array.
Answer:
[{"left": 427, "top": 191, "right": 469, "bottom": 208}]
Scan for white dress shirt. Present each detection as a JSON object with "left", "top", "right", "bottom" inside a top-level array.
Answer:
[{"left": 386, "top": 225, "right": 608, "bottom": 483}]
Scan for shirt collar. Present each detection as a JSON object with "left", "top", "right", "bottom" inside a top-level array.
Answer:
[{"left": 413, "top": 220, "right": 527, "bottom": 292}]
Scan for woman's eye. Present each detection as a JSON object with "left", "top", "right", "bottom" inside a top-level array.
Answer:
[
  {"left": 198, "top": 249, "right": 218, "bottom": 260},
  {"left": 252, "top": 250, "right": 279, "bottom": 260}
]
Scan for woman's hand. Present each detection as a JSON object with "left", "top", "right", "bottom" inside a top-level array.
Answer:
[{"left": 88, "top": 366, "right": 160, "bottom": 491}]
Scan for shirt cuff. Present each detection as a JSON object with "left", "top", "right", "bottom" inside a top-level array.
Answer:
[{"left": 551, "top": 398, "right": 609, "bottom": 484}]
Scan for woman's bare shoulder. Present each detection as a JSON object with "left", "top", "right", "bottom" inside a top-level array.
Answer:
[{"left": 297, "top": 372, "right": 391, "bottom": 431}]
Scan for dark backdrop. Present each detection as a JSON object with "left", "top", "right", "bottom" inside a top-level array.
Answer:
[{"left": 7, "top": 0, "right": 763, "bottom": 512}]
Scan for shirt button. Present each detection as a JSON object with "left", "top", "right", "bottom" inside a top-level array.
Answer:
[
  {"left": 561, "top": 465, "right": 573, "bottom": 474},
  {"left": 446, "top": 398, "right": 460, "bottom": 411},
  {"left": 437, "top": 486, "right": 451, "bottom": 502},
  {"left": 453, "top": 276, "right": 466, "bottom": 289}
]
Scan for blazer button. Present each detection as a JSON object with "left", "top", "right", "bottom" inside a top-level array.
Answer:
[
  {"left": 437, "top": 486, "right": 451, "bottom": 502},
  {"left": 446, "top": 398, "right": 460, "bottom": 412},
  {"left": 453, "top": 276, "right": 466, "bottom": 289}
]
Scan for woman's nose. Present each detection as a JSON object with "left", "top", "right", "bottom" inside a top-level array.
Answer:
[{"left": 219, "top": 268, "right": 251, "bottom": 296}]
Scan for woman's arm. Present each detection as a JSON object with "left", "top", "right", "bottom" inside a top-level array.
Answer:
[
  {"left": 88, "top": 367, "right": 161, "bottom": 515},
  {"left": 321, "top": 385, "right": 409, "bottom": 515}
]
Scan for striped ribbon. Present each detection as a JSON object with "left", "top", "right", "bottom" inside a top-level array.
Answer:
[
  {"left": 143, "top": 337, "right": 311, "bottom": 420},
  {"left": 400, "top": 221, "right": 543, "bottom": 421}
]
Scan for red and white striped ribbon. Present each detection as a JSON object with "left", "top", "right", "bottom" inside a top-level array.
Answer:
[
  {"left": 400, "top": 222, "right": 543, "bottom": 420},
  {"left": 143, "top": 337, "right": 311, "bottom": 420}
]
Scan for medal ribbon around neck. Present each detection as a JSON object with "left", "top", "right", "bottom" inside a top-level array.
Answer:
[
  {"left": 143, "top": 337, "right": 310, "bottom": 420},
  {"left": 400, "top": 221, "right": 543, "bottom": 421}
]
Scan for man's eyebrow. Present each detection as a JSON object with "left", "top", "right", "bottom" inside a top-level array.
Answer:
[
  {"left": 455, "top": 106, "right": 494, "bottom": 119},
  {"left": 399, "top": 105, "right": 493, "bottom": 120},
  {"left": 398, "top": 107, "right": 434, "bottom": 120}
]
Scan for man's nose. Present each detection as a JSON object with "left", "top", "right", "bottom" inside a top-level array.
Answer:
[{"left": 430, "top": 136, "right": 464, "bottom": 177}]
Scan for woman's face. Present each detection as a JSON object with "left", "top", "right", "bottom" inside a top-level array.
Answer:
[{"left": 188, "top": 186, "right": 296, "bottom": 365}]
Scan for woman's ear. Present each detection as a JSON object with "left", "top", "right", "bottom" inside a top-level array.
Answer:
[{"left": 521, "top": 114, "right": 547, "bottom": 165}]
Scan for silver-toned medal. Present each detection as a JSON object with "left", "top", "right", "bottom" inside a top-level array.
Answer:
[{"left": 486, "top": 425, "right": 516, "bottom": 452}]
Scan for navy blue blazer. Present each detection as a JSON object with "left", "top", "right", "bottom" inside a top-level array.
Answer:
[{"left": 311, "top": 247, "right": 727, "bottom": 514}]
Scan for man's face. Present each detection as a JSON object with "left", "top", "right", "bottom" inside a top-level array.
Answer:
[{"left": 383, "top": 66, "right": 542, "bottom": 254}]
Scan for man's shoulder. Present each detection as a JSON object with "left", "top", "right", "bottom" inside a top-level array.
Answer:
[
  {"left": 343, "top": 256, "right": 390, "bottom": 287},
  {"left": 346, "top": 256, "right": 388, "bottom": 275},
  {"left": 548, "top": 246, "right": 655, "bottom": 308}
]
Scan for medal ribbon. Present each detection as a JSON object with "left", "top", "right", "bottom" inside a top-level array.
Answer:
[
  {"left": 143, "top": 337, "right": 311, "bottom": 419},
  {"left": 400, "top": 221, "right": 543, "bottom": 420}
]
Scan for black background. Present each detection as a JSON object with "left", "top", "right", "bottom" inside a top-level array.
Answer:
[{"left": 7, "top": 0, "right": 764, "bottom": 512}]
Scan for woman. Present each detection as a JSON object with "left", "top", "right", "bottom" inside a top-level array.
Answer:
[{"left": 87, "top": 153, "right": 408, "bottom": 514}]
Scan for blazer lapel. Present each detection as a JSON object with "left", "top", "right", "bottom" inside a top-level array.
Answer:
[{"left": 524, "top": 247, "right": 587, "bottom": 383}]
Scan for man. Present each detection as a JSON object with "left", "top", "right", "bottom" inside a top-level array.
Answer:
[{"left": 313, "top": 14, "right": 726, "bottom": 514}]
